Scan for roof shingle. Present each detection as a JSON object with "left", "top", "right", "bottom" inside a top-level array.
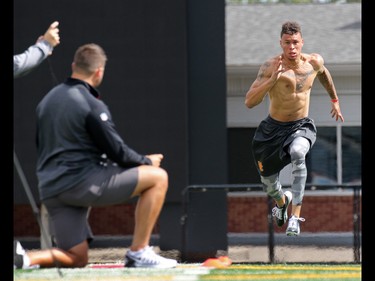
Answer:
[{"left": 225, "top": 3, "right": 361, "bottom": 65}]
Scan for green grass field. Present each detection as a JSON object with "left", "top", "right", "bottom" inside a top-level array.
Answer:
[{"left": 14, "top": 263, "right": 361, "bottom": 281}]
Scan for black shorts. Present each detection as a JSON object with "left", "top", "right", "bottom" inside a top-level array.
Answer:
[
  {"left": 252, "top": 115, "right": 317, "bottom": 177},
  {"left": 42, "top": 165, "right": 138, "bottom": 251}
]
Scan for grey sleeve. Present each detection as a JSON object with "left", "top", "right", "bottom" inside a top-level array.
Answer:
[{"left": 13, "top": 40, "right": 53, "bottom": 78}]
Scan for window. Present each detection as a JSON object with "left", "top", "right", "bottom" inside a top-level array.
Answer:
[{"left": 309, "top": 126, "right": 361, "bottom": 185}]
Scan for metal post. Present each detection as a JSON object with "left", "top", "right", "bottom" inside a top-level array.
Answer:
[
  {"left": 353, "top": 186, "right": 361, "bottom": 263},
  {"left": 267, "top": 196, "right": 275, "bottom": 263}
]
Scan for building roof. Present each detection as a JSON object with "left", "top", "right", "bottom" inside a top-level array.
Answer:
[{"left": 225, "top": 3, "right": 361, "bottom": 66}]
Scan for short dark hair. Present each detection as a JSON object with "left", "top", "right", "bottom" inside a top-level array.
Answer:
[
  {"left": 280, "top": 21, "right": 302, "bottom": 38},
  {"left": 73, "top": 43, "right": 107, "bottom": 74}
]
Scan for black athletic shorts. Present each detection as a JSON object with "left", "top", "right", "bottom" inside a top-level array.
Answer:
[{"left": 252, "top": 115, "right": 317, "bottom": 177}]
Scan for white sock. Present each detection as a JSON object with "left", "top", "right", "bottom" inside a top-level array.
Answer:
[{"left": 129, "top": 246, "right": 149, "bottom": 256}]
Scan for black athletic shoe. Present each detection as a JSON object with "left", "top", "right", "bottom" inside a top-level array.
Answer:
[{"left": 272, "top": 191, "right": 292, "bottom": 227}]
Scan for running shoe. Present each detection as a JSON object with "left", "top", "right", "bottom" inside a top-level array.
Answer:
[
  {"left": 14, "top": 240, "right": 39, "bottom": 269},
  {"left": 286, "top": 215, "right": 306, "bottom": 236},
  {"left": 272, "top": 191, "right": 292, "bottom": 227},
  {"left": 125, "top": 246, "right": 177, "bottom": 268},
  {"left": 14, "top": 240, "right": 24, "bottom": 269}
]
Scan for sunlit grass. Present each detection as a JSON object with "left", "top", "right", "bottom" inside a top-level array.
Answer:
[{"left": 14, "top": 263, "right": 361, "bottom": 281}]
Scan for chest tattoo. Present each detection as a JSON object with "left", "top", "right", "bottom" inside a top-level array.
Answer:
[{"left": 295, "top": 70, "right": 313, "bottom": 91}]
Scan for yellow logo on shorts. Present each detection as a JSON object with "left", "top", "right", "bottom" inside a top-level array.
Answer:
[{"left": 257, "top": 161, "right": 264, "bottom": 172}]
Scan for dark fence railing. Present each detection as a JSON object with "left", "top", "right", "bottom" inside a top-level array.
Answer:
[{"left": 181, "top": 183, "right": 361, "bottom": 263}]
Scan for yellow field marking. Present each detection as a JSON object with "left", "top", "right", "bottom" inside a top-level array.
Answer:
[
  {"left": 200, "top": 273, "right": 360, "bottom": 280},
  {"left": 14, "top": 264, "right": 362, "bottom": 281},
  {"left": 177, "top": 264, "right": 360, "bottom": 271},
  {"left": 229, "top": 264, "right": 361, "bottom": 271}
]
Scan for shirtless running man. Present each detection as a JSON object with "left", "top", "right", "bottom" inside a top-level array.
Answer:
[{"left": 245, "top": 21, "right": 344, "bottom": 236}]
